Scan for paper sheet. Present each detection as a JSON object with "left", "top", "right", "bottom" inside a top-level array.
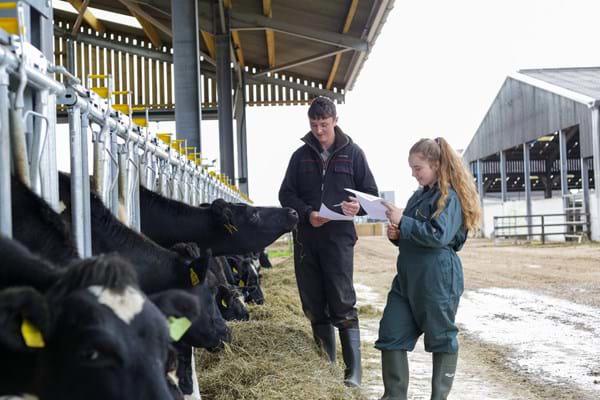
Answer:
[
  {"left": 318, "top": 203, "right": 355, "bottom": 221},
  {"left": 344, "top": 188, "right": 389, "bottom": 221}
]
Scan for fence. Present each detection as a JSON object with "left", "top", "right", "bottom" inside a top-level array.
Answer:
[{"left": 493, "top": 213, "right": 590, "bottom": 244}]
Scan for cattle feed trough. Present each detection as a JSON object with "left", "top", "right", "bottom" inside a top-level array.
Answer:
[{"left": 0, "top": 11, "right": 246, "bottom": 400}]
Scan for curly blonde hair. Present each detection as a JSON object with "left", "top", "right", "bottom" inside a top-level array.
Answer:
[{"left": 409, "top": 138, "right": 481, "bottom": 231}]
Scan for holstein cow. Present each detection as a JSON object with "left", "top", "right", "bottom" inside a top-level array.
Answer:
[
  {"left": 57, "top": 173, "right": 211, "bottom": 294},
  {"left": 171, "top": 243, "right": 249, "bottom": 322},
  {"left": 226, "top": 255, "right": 265, "bottom": 305},
  {"left": 139, "top": 185, "right": 299, "bottom": 254},
  {"left": 0, "top": 254, "right": 194, "bottom": 400}
]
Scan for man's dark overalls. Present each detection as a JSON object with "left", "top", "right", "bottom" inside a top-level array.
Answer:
[{"left": 279, "top": 126, "right": 378, "bottom": 387}]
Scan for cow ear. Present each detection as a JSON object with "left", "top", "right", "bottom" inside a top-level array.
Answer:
[
  {"left": 187, "top": 248, "right": 212, "bottom": 287},
  {"left": 210, "top": 199, "right": 237, "bottom": 234},
  {"left": 0, "top": 287, "right": 49, "bottom": 352},
  {"left": 216, "top": 285, "right": 230, "bottom": 309}
]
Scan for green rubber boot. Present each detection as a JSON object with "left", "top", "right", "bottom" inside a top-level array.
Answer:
[
  {"left": 431, "top": 352, "right": 458, "bottom": 400},
  {"left": 379, "top": 350, "right": 409, "bottom": 400}
]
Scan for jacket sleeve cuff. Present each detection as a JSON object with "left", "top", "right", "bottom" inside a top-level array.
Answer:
[
  {"left": 399, "top": 216, "right": 415, "bottom": 239},
  {"left": 304, "top": 206, "right": 314, "bottom": 223}
]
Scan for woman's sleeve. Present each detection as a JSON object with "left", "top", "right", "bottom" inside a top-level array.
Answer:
[{"left": 399, "top": 192, "right": 463, "bottom": 248}]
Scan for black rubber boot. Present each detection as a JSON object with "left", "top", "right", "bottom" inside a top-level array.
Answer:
[
  {"left": 339, "top": 328, "right": 362, "bottom": 387},
  {"left": 312, "top": 323, "right": 336, "bottom": 363},
  {"left": 431, "top": 352, "right": 458, "bottom": 400},
  {"left": 380, "top": 350, "right": 409, "bottom": 400}
]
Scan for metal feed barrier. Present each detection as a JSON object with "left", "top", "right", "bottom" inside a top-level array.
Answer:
[
  {"left": 493, "top": 212, "right": 591, "bottom": 244},
  {"left": 0, "top": 4, "right": 250, "bottom": 399}
]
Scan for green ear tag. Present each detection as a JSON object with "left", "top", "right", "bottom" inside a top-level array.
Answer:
[
  {"left": 190, "top": 268, "right": 200, "bottom": 286},
  {"left": 232, "top": 266, "right": 238, "bottom": 273},
  {"left": 221, "top": 299, "right": 228, "bottom": 308},
  {"left": 21, "top": 319, "right": 45, "bottom": 348},
  {"left": 239, "top": 279, "right": 245, "bottom": 287},
  {"left": 168, "top": 316, "right": 192, "bottom": 342}
]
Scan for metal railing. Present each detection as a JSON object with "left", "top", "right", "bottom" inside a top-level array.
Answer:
[
  {"left": 0, "top": 32, "right": 250, "bottom": 258},
  {"left": 493, "top": 212, "right": 590, "bottom": 244}
]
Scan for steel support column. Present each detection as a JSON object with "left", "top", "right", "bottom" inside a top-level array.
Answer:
[
  {"left": 591, "top": 107, "right": 600, "bottom": 240},
  {"left": 171, "top": 0, "right": 202, "bottom": 150},
  {"left": 216, "top": 33, "right": 235, "bottom": 181},
  {"left": 0, "top": 66, "right": 11, "bottom": 237},
  {"left": 558, "top": 129, "right": 569, "bottom": 210},
  {"left": 235, "top": 76, "right": 248, "bottom": 194},
  {"left": 523, "top": 143, "right": 533, "bottom": 239},
  {"left": 500, "top": 150, "right": 507, "bottom": 202},
  {"left": 476, "top": 159, "right": 484, "bottom": 234}
]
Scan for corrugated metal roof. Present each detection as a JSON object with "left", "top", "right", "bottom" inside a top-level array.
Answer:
[
  {"left": 519, "top": 67, "right": 600, "bottom": 102},
  {"left": 53, "top": 0, "right": 395, "bottom": 100}
]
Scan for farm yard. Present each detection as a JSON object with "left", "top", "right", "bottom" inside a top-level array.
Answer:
[{"left": 197, "top": 237, "right": 600, "bottom": 400}]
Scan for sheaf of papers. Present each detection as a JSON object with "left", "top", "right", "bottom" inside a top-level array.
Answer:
[
  {"left": 318, "top": 203, "right": 354, "bottom": 221},
  {"left": 344, "top": 188, "right": 388, "bottom": 221}
]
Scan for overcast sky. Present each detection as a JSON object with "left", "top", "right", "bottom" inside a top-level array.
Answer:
[{"left": 56, "top": 0, "right": 600, "bottom": 206}]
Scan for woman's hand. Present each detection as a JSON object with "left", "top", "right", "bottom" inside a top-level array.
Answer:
[
  {"left": 382, "top": 201, "right": 403, "bottom": 225},
  {"left": 387, "top": 223, "right": 400, "bottom": 240}
]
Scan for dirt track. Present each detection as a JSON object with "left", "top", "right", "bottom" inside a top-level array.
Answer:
[{"left": 353, "top": 236, "right": 600, "bottom": 400}]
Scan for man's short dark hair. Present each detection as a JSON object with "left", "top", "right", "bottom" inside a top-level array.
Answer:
[{"left": 308, "top": 96, "right": 337, "bottom": 120}]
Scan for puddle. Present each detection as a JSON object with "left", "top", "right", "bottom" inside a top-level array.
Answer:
[{"left": 459, "top": 288, "right": 600, "bottom": 397}]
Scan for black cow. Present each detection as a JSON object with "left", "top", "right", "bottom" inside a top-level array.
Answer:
[
  {"left": 258, "top": 249, "right": 273, "bottom": 269},
  {"left": 226, "top": 255, "right": 265, "bottom": 305},
  {"left": 139, "top": 185, "right": 298, "bottom": 254},
  {"left": 0, "top": 254, "right": 190, "bottom": 400},
  {"left": 56, "top": 173, "right": 209, "bottom": 294}
]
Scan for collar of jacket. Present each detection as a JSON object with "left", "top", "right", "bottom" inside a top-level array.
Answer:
[{"left": 301, "top": 126, "right": 352, "bottom": 156}]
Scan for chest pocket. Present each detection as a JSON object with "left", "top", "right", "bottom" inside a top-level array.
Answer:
[
  {"left": 332, "top": 160, "right": 354, "bottom": 175},
  {"left": 300, "top": 159, "right": 320, "bottom": 173}
]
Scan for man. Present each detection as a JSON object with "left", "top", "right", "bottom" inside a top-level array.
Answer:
[{"left": 279, "top": 96, "right": 378, "bottom": 387}]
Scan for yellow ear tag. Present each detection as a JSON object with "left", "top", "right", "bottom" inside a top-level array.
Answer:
[
  {"left": 190, "top": 268, "right": 200, "bottom": 287},
  {"left": 168, "top": 316, "right": 192, "bottom": 342},
  {"left": 232, "top": 266, "right": 238, "bottom": 273},
  {"left": 239, "top": 279, "right": 245, "bottom": 287},
  {"left": 221, "top": 299, "right": 228, "bottom": 308},
  {"left": 21, "top": 319, "right": 45, "bottom": 348}
]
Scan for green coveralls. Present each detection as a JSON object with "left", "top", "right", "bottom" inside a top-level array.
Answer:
[{"left": 375, "top": 185, "right": 466, "bottom": 354}]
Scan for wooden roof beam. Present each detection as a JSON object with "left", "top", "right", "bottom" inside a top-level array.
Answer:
[
  {"left": 220, "top": 0, "right": 245, "bottom": 67},
  {"left": 67, "top": 0, "right": 105, "bottom": 33},
  {"left": 122, "top": 4, "right": 162, "bottom": 48},
  {"left": 326, "top": 0, "right": 358, "bottom": 89},
  {"left": 117, "top": 0, "right": 172, "bottom": 38},
  {"left": 201, "top": 30, "right": 216, "bottom": 59},
  {"left": 262, "top": 0, "right": 275, "bottom": 68}
]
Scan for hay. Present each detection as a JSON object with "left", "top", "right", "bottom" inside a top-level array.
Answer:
[{"left": 196, "top": 257, "right": 366, "bottom": 400}]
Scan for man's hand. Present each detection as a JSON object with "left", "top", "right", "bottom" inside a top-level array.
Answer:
[
  {"left": 387, "top": 223, "right": 400, "bottom": 240},
  {"left": 341, "top": 196, "right": 360, "bottom": 217},
  {"left": 382, "top": 201, "right": 404, "bottom": 225},
  {"left": 309, "top": 211, "right": 330, "bottom": 227}
]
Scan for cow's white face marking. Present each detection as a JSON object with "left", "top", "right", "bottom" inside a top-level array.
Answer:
[
  {"left": 237, "top": 295, "right": 246, "bottom": 307},
  {"left": 88, "top": 286, "right": 145, "bottom": 324}
]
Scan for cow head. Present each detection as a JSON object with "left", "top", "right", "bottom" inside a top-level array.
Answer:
[
  {"left": 40, "top": 255, "right": 175, "bottom": 400},
  {"left": 208, "top": 200, "right": 298, "bottom": 255},
  {"left": 228, "top": 255, "right": 265, "bottom": 305},
  {"left": 216, "top": 284, "right": 249, "bottom": 321},
  {"left": 181, "top": 279, "right": 231, "bottom": 351}
]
